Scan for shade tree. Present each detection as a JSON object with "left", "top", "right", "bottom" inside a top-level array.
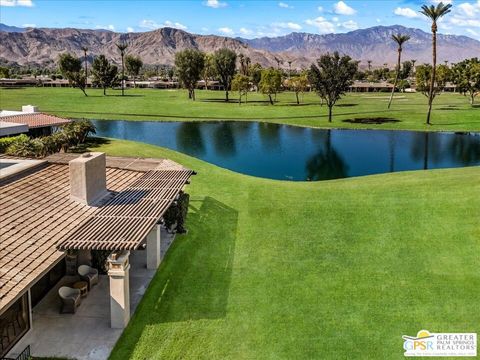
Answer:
[
  {"left": 58, "top": 53, "right": 87, "bottom": 96},
  {"left": 174, "top": 49, "right": 205, "bottom": 101},
  {"left": 308, "top": 52, "right": 358, "bottom": 122},
  {"left": 213, "top": 48, "right": 237, "bottom": 102},
  {"left": 91, "top": 55, "right": 118, "bottom": 95}
]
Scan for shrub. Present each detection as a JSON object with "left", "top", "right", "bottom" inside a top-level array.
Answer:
[
  {"left": 5, "top": 135, "right": 43, "bottom": 157},
  {"left": 163, "top": 192, "right": 190, "bottom": 233},
  {"left": 3, "top": 119, "right": 96, "bottom": 157},
  {"left": 0, "top": 134, "right": 29, "bottom": 153},
  {"left": 91, "top": 250, "right": 111, "bottom": 275}
]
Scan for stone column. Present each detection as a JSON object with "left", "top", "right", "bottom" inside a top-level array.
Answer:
[
  {"left": 146, "top": 224, "right": 161, "bottom": 270},
  {"left": 107, "top": 250, "right": 130, "bottom": 329}
]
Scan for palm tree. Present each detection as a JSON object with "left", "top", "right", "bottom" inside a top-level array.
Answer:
[
  {"left": 288, "top": 60, "right": 293, "bottom": 79},
  {"left": 239, "top": 53, "right": 245, "bottom": 75},
  {"left": 245, "top": 56, "right": 251, "bottom": 76},
  {"left": 388, "top": 34, "right": 411, "bottom": 109},
  {"left": 367, "top": 60, "right": 372, "bottom": 72},
  {"left": 274, "top": 56, "right": 282, "bottom": 69},
  {"left": 81, "top": 46, "right": 88, "bottom": 81},
  {"left": 116, "top": 42, "right": 128, "bottom": 96},
  {"left": 420, "top": 2, "right": 452, "bottom": 124},
  {"left": 411, "top": 59, "right": 417, "bottom": 74}
]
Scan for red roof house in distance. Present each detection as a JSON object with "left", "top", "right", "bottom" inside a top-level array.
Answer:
[{"left": 0, "top": 105, "right": 71, "bottom": 137}]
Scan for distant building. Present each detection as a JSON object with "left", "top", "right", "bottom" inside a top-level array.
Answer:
[
  {"left": 0, "top": 106, "right": 71, "bottom": 137},
  {"left": 349, "top": 81, "right": 394, "bottom": 92}
]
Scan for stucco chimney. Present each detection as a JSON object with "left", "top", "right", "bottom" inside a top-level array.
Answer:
[
  {"left": 69, "top": 152, "right": 108, "bottom": 205},
  {"left": 22, "top": 105, "right": 38, "bottom": 113}
]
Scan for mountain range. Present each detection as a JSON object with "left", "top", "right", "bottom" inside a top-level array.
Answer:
[{"left": 1, "top": 24, "right": 479, "bottom": 69}]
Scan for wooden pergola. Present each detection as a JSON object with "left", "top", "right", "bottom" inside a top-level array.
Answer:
[{"left": 58, "top": 169, "right": 193, "bottom": 251}]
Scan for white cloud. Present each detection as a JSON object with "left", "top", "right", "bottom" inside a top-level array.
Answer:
[
  {"left": 1, "top": 0, "right": 33, "bottom": 6},
  {"left": 22, "top": 23, "right": 36, "bottom": 27},
  {"left": 333, "top": 1, "right": 356, "bottom": 15},
  {"left": 278, "top": 2, "right": 292, "bottom": 8},
  {"left": 430, "top": 0, "right": 453, "bottom": 3},
  {"left": 341, "top": 20, "right": 358, "bottom": 30},
  {"left": 139, "top": 19, "right": 187, "bottom": 30},
  {"left": 95, "top": 24, "right": 115, "bottom": 31},
  {"left": 457, "top": 0, "right": 480, "bottom": 18},
  {"left": 450, "top": 17, "right": 480, "bottom": 27},
  {"left": 163, "top": 20, "right": 187, "bottom": 30},
  {"left": 305, "top": 16, "right": 336, "bottom": 34},
  {"left": 218, "top": 27, "right": 234, "bottom": 35},
  {"left": 239, "top": 27, "right": 253, "bottom": 36},
  {"left": 317, "top": 6, "right": 323, "bottom": 12},
  {"left": 376, "top": 18, "right": 382, "bottom": 23},
  {"left": 394, "top": 7, "right": 419, "bottom": 18},
  {"left": 204, "top": 0, "right": 227, "bottom": 8},
  {"left": 446, "top": 1, "right": 480, "bottom": 28},
  {"left": 139, "top": 19, "right": 160, "bottom": 29},
  {"left": 273, "top": 22, "right": 302, "bottom": 30},
  {"left": 332, "top": 16, "right": 339, "bottom": 22},
  {"left": 126, "top": 27, "right": 134, "bottom": 33}
]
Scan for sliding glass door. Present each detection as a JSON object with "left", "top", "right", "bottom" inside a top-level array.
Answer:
[{"left": 0, "top": 293, "right": 30, "bottom": 357}]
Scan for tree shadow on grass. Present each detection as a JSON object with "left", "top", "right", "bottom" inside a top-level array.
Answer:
[
  {"left": 335, "top": 103, "right": 359, "bottom": 107},
  {"left": 342, "top": 117, "right": 400, "bottom": 124},
  {"left": 0, "top": 86, "right": 27, "bottom": 90},
  {"left": 105, "top": 94, "right": 145, "bottom": 97},
  {"left": 70, "top": 136, "right": 111, "bottom": 153},
  {"left": 112, "top": 196, "right": 238, "bottom": 358},
  {"left": 155, "top": 196, "right": 237, "bottom": 322}
]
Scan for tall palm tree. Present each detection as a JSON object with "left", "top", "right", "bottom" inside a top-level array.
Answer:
[
  {"left": 388, "top": 34, "right": 410, "bottom": 109},
  {"left": 274, "top": 56, "right": 282, "bottom": 69},
  {"left": 411, "top": 59, "right": 417, "bottom": 74},
  {"left": 116, "top": 42, "right": 128, "bottom": 96},
  {"left": 288, "top": 60, "right": 292, "bottom": 79},
  {"left": 420, "top": 2, "right": 452, "bottom": 124},
  {"left": 81, "top": 46, "right": 88, "bottom": 81},
  {"left": 367, "top": 60, "right": 372, "bottom": 72},
  {"left": 245, "top": 56, "right": 251, "bottom": 76},
  {"left": 239, "top": 53, "right": 245, "bottom": 75}
]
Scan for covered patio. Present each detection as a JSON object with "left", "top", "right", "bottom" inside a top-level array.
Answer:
[
  {"left": 7, "top": 239, "right": 173, "bottom": 360},
  {"left": 1, "top": 153, "right": 194, "bottom": 359}
]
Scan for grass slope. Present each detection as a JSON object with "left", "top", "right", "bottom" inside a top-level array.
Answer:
[
  {"left": 91, "top": 139, "right": 480, "bottom": 360},
  {"left": 1, "top": 87, "right": 479, "bottom": 131}
]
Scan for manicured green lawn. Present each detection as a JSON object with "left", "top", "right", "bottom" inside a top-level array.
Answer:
[
  {"left": 1, "top": 87, "right": 479, "bottom": 131},
  {"left": 91, "top": 139, "right": 480, "bottom": 359}
]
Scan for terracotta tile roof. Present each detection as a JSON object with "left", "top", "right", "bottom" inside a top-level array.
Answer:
[
  {"left": 0, "top": 113, "right": 71, "bottom": 128},
  {"left": 0, "top": 154, "right": 193, "bottom": 313}
]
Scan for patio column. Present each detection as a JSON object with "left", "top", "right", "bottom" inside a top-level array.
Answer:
[
  {"left": 107, "top": 250, "right": 130, "bottom": 329},
  {"left": 146, "top": 224, "right": 161, "bottom": 270}
]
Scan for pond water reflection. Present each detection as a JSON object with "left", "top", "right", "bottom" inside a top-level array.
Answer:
[{"left": 93, "top": 120, "right": 480, "bottom": 181}]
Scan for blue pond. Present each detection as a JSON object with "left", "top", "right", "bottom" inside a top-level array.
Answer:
[{"left": 93, "top": 120, "right": 480, "bottom": 181}]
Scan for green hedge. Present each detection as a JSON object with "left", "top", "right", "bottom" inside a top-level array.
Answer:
[
  {"left": 163, "top": 192, "right": 190, "bottom": 233},
  {"left": 0, "top": 134, "right": 29, "bottom": 153}
]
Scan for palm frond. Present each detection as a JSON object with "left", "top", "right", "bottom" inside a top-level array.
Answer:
[
  {"left": 392, "top": 34, "right": 411, "bottom": 46},
  {"left": 420, "top": 2, "right": 452, "bottom": 20}
]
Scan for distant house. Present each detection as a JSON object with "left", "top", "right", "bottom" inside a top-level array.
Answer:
[
  {"left": 349, "top": 81, "right": 394, "bottom": 93},
  {"left": 0, "top": 106, "right": 71, "bottom": 137},
  {"left": 0, "top": 152, "right": 194, "bottom": 358}
]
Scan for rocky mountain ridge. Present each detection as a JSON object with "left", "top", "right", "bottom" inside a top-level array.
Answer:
[{"left": 1, "top": 24, "right": 479, "bottom": 68}]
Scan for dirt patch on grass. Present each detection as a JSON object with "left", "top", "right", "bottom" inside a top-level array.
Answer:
[{"left": 343, "top": 117, "right": 400, "bottom": 124}]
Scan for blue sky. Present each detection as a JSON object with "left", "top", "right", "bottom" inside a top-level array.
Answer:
[{"left": 1, "top": 0, "right": 479, "bottom": 39}]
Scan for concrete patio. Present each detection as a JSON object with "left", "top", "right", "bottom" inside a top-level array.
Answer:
[{"left": 7, "top": 229, "right": 175, "bottom": 360}]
